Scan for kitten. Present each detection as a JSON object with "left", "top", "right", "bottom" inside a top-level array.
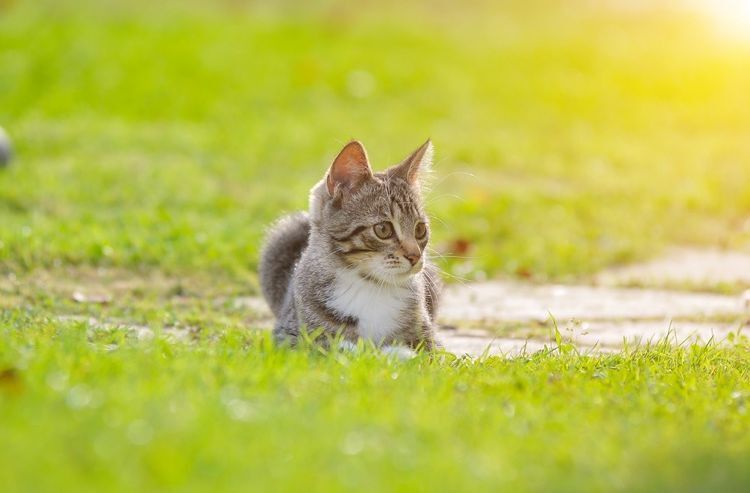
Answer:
[{"left": 259, "top": 140, "right": 442, "bottom": 351}]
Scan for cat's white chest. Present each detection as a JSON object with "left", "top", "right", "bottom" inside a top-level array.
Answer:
[{"left": 327, "top": 271, "right": 408, "bottom": 343}]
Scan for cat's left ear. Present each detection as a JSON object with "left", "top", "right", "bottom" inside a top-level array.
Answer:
[{"left": 389, "top": 139, "right": 433, "bottom": 186}]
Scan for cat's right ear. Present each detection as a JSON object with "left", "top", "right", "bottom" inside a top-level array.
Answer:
[{"left": 326, "top": 141, "right": 373, "bottom": 199}]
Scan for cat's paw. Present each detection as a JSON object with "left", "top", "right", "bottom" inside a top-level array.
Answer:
[
  {"left": 337, "top": 341, "right": 416, "bottom": 360},
  {"left": 337, "top": 340, "right": 360, "bottom": 353},
  {"left": 381, "top": 345, "right": 417, "bottom": 361}
]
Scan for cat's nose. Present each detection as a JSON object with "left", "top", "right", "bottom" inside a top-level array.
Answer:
[{"left": 404, "top": 252, "right": 420, "bottom": 266}]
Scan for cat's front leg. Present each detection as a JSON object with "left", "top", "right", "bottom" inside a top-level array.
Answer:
[
  {"left": 417, "top": 325, "right": 442, "bottom": 352},
  {"left": 296, "top": 300, "right": 362, "bottom": 346},
  {"left": 401, "top": 318, "right": 441, "bottom": 352}
]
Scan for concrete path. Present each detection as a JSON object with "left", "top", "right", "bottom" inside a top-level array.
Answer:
[
  {"left": 441, "top": 282, "right": 743, "bottom": 323},
  {"left": 438, "top": 248, "right": 750, "bottom": 356},
  {"left": 595, "top": 248, "right": 750, "bottom": 287}
]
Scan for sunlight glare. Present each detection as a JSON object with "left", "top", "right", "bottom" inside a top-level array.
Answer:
[{"left": 692, "top": 0, "right": 750, "bottom": 39}]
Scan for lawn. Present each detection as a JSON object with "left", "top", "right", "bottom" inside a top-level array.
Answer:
[
  {"left": 2, "top": 307, "right": 750, "bottom": 493},
  {"left": 2, "top": 0, "right": 750, "bottom": 491},
  {"left": 2, "top": 0, "right": 749, "bottom": 283}
]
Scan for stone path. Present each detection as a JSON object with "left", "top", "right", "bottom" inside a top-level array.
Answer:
[
  {"left": 439, "top": 303, "right": 746, "bottom": 357},
  {"left": 439, "top": 248, "right": 750, "bottom": 356},
  {"left": 441, "top": 282, "right": 742, "bottom": 323},
  {"left": 595, "top": 247, "right": 750, "bottom": 287}
]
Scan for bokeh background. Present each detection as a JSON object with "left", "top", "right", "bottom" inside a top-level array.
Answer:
[
  {"left": 3, "top": 3, "right": 750, "bottom": 492},
  {"left": 2, "top": 0, "right": 750, "bottom": 285}
]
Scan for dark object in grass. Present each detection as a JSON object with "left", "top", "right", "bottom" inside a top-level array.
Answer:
[{"left": 0, "top": 126, "right": 13, "bottom": 167}]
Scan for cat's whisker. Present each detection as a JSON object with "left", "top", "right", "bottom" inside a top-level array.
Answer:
[
  {"left": 426, "top": 213, "right": 448, "bottom": 228},
  {"left": 430, "top": 170, "right": 477, "bottom": 186},
  {"left": 435, "top": 269, "right": 472, "bottom": 286},
  {"left": 425, "top": 192, "right": 464, "bottom": 204},
  {"left": 427, "top": 248, "right": 478, "bottom": 261}
]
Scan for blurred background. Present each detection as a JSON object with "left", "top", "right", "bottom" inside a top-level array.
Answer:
[{"left": 1, "top": 0, "right": 749, "bottom": 285}]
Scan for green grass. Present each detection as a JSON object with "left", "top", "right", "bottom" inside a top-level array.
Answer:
[
  {"left": 2, "top": 269, "right": 750, "bottom": 492},
  {"left": 3, "top": 1, "right": 750, "bottom": 491},
  {"left": 1, "top": 0, "right": 749, "bottom": 283},
  {"left": 2, "top": 308, "right": 750, "bottom": 493}
]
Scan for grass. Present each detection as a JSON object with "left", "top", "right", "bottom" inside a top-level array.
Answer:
[
  {"left": 2, "top": 269, "right": 750, "bottom": 492},
  {"left": 3, "top": 0, "right": 750, "bottom": 491},
  {"left": 2, "top": 308, "right": 750, "bottom": 493},
  {"left": 1, "top": 0, "right": 750, "bottom": 283}
]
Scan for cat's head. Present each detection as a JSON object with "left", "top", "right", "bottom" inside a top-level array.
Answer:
[{"left": 309, "top": 140, "right": 433, "bottom": 285}]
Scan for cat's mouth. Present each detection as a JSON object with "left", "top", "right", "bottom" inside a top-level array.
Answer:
[
  {"left": 377, "top": 257, "right": 423, "bottom": 279},
  {"left": 351, "top": 253, "right": 423, "bottom": 285}
]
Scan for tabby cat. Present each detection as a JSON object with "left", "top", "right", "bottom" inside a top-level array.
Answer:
[{"left": 259, "top": 140, "right": 441, "bottom": 350}]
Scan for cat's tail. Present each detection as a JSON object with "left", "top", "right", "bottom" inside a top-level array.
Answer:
[{"left": 259, "top": 212, "right": 311, "bottom": 317}]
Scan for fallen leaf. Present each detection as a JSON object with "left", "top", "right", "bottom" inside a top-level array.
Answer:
[
  {"left": 515, "top": 267, "right": 533, "bottom": 279},
  {"left": 445, "top": 238, "right": 472, "bottom": 256},
  {"left": 0, "top": 367, "right": 23, "bottom": 395}
]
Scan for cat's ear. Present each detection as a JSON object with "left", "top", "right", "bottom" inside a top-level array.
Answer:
[
  {"left": 326, "top": 141, "right": 373, "bottom": 197},
  {"left": 389, "top": 139, "right": 433, "bottom": 185}
]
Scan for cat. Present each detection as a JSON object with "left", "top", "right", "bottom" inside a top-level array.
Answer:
[{"left": 259, "top": 140, "right": 442, "bottom": 351}]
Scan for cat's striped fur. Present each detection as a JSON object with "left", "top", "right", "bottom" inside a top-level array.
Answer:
[{"left": 259, "top": 140, "right": 442, "bottom": 350}]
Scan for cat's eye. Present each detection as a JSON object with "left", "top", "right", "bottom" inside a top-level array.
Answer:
[
  {"left": 373, "top": 221, "right": 394, "bottom": 239},
  {"left": 415, "top": 222, "right": 428, "bottom": 239}
]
